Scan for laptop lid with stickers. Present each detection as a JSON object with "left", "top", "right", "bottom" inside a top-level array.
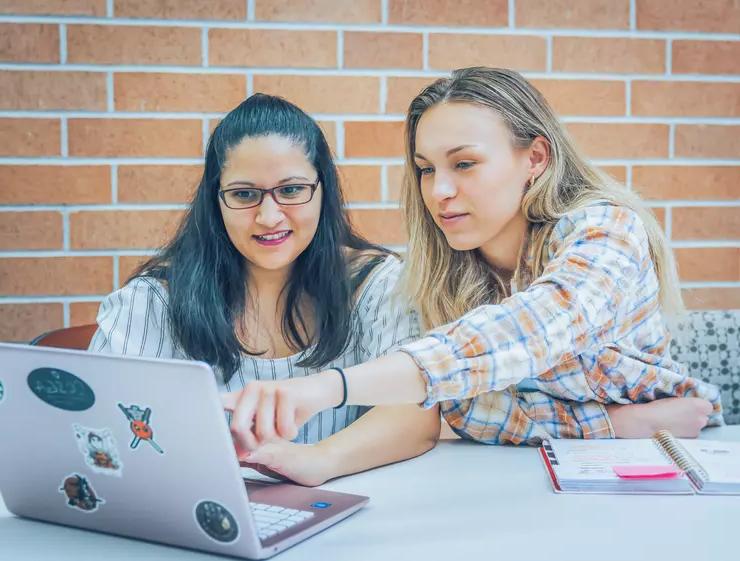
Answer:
[{"left": 0, "top": 343, "right": 368, "bottom": 559}]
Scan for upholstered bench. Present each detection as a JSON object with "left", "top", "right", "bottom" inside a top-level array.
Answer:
[{"left": 670, "top": 310, "right": 740, "bottom": 425}]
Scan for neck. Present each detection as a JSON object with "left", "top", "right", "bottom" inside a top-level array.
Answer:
[
  {"left": 247, "top": 265, "right": 291, "bottom": 304},
  {"left": 478, "top": 210, "right": 529, "bottom": 274}
]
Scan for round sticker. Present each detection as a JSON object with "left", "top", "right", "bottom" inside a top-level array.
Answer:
[
  {"left": 194, "top": 500, "right": 239, "bottom": 543},
  {"left": 27, "top": 367, "right": 95, "bottom": 411},
  {"left": 0, "top": 379, "right": 4, "bottom": 403}
]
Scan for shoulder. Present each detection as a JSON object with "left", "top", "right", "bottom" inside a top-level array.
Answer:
[
  {"left": 98, "top": 276, "right": 169, "bottom": 318},
  {"left": 354, "top": 253, "right": 404, "bottom": 301},
  {"left": 550, "top": 203, "right": 649, "bottom": 258}
]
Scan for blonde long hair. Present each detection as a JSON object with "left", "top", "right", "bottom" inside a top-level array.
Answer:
[{"left": 400, "top": 67, "right": 683, "bottom": 330}]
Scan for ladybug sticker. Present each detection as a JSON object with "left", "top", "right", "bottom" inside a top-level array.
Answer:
[
  {"left": 59, "top": 473, "right": 104, "bottom": 513},
  {"left": 117, "top": 403, "right": 164, "bottom": 454}
]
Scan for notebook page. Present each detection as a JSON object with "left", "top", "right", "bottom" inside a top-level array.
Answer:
[
  {"left": 548, "top": 439, "right": 674, "bottom": 481},
  {"left": 678, "top": 440, "right": 740, "bottom": 484}
]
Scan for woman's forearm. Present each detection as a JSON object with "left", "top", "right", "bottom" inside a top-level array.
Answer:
[
  {"left": 315, "top": 403, "right": 440, "bottom": 480},
  {"left": 320, "top": 351, "right": 428, "bottom": 407}
]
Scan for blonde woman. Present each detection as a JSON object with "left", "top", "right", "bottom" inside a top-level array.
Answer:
[{"left": 223, "top": 67, "right": 722, "bottom": 458}]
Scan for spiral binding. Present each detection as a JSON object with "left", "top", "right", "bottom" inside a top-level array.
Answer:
[{"left": 654, "top": 429, "right": 709, "bottom": 487}]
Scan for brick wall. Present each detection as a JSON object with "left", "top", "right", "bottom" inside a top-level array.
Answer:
[{"left": 0, "top": 0, "right": 738, "bottom": 341}]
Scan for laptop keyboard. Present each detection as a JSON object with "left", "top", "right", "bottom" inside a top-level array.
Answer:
[{"left": 251, "top": 503, "right": 315, "bottom": 540}]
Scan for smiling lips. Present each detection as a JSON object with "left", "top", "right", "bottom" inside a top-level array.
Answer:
[{"left": 253, "top": 230, "right": 292, "bottom": 246}]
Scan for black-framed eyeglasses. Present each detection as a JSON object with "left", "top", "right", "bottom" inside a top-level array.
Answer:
[{"left": 218, "top": 179, "right": 320, "bottom": 210}]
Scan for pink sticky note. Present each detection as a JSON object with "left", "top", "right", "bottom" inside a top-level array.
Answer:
[{"left": 613, "top": 465, "right": 683, "bottom": 479}]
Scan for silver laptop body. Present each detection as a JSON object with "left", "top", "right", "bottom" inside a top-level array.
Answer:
[{"left": 0, "top": 342, "right": 368, "bottom": 559}]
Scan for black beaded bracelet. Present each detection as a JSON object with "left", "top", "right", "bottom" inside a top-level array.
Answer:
[{"left": 330, "top": 367, "right": 348, "bottom": 409}]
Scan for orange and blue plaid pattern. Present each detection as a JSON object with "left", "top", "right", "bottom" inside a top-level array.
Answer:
[{"left": 400, "top": 204, "right": 723, "bottom": 445}]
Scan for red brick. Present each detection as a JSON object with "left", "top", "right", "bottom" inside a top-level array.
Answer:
[
  {"left": 532, "top": 79, "right": 626, "bottom": 116},
  {"left": 209, "top": 29, "right": 336, "bottom": 68},
  {"left": 119, "top": 255, "right": 152, "bottom": 281},
  {"left": 0, "top": 119, "right": 60, "bottom": 157},
  {"left": 115, "top": 73, "right": 246, "bottom": 113},
  {"left": 256, "top": 0, "right": 381, "bottom": 23},
  {"left": 0, "top": 212, "right": 62, "bottom": 250},
  {"left": 637, "top": 0, "right": 740, "bottom": 33},
  {"left": 345, "top": 122, "right": 405, "bottom": 158},
  {"left": 0, "top": 23, "right": 58, "bottom": 63},
  {"left": 0, "top": 0, "right": 105, "bottom": 16},
  {"left": 116, "top": 0, "right": 246, "bottom": 19},
  {"left": 345, "top": 32, "right": 422, "bottom": 69},
  {"left": 600, "top": 166, "right": 627, "bottom": 183},
  {"left": 70, "top": 210, "right": 184, "bottom": 250},
  {"left": 552, "top": 37, "right": 665, "bottom": 74},
  {"left": 0, "top": 257, "right": 113, "bottom": 296},
  {"left": 683, "top": 288, "right": 740, "bottom": 310},
  {"left": 0, "top": 303, "right": 64, "bottom": 342},
  {"left": 68, "top": 119, "right": 202, "bottom": 158},
  {"left": 70, "top": 301, "right": 102, "bottom": 326},
  {"left": 429, "top": 34, "right": 546, "bottom": 71},
  {"left": 0, "top": 71, "right": 106, "bottom": 111},
  {"left": 337, "top": 165, "right": 382, "bottom": 202},
  {"left": 672, "top": 207, "right": 740, "bottom": 240},
  {"left": 567, "top": 123, "right": 669, "bottom": 160},
  {"left": 633, "top": 166, "right": 740, "bottom": 200},
  {"left": 386, "top": 77, "right": 438, "bottom": 114},
  {"left": 389, "top": 0, "right": 508, "bottom": 27},
  {"left": 632, "top": 82, "right": 740, "bottom": 118},
  {"left": 253, "top": 75, "right": 379, "bottom": 114},
  {"left": 118, "top": 165, "right": 202, "bottom": 203},
  {"left": 0, "top": 166, "right": 110, "bottom": 205},
  {"left": 349, "top": 209, "right": 407, "bottom": 245},
  {"left": 649, "top": 206, "right": 666, "bottom": 230},
  {"left": 675, "top": 125, "right": 740, "bottom": 159},
  {"left": 673, "top": 41, "right": 740, "bottom": 75},
  {"left": 68, "top": 25, "right": 201, "bottom": 65},
  {"left": 387, "top": 164, "right": 406, "bottom": 201},
  {"left": 675, "top": 247, "right": 739, "bottom": 282},
  {"left": 517, "top": 0, "right": 630, "bottom": 29}
]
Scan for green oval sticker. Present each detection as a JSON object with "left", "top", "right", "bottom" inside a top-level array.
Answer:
[{"left": 27, "top": 368, "right": 95, "bottom": 411}]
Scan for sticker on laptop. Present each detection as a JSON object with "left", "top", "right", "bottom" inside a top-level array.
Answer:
[
  {"left": 194, "top": 500, "right": 239, "bottom": 544},
  {"left": 27, "top": 367, "right": 95, "bottom": 411},
  {"left": 73, "top": 424, "right": 123, "bottom": 477},
  {"left": 0, "top": 379, "right": 4, "bottom": 403},
  {"left": 59, "top": 473, "right": 105, "bottom": 513},
  {"left": 117, "top": 402, "right": 164, "bottom": 454}
]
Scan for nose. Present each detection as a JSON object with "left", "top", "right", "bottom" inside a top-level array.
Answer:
[
  {"left": 254, "top": 194, "right": 286, "bottom": 228},
  {"left": 430, "top": 172, "right": 457, "bottom": 203}
]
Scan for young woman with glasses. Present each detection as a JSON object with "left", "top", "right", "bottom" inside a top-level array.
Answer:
[
  {"left": 89, "top": 94, "right": 440, "bottom": 485},
  {"left": 223, "top": 68, "right": 722, "bottom": 453}
]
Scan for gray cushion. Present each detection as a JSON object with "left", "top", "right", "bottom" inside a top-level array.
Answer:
[{"left": 669, "top": 310, "right": 740, "bottom": 425}]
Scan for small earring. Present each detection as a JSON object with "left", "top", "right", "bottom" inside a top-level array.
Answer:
[{"left": 528, "top": 175, "right": 536, "bottom": 188}]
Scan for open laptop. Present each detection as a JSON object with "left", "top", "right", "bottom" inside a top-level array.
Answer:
[{"left": 0, "top": 342, "right": 368, "bottom": 559}]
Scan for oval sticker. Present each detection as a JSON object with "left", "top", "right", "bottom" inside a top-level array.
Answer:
[
  {"left": 195, "top": 500, "right": 239, "bottom": 543},
  {"left": 27, "top": 368, "right": 95, "bottom": 411}
]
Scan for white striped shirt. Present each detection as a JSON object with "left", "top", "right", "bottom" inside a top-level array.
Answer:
[{"left": 89, "top": 256, "right": 420, "bottom": 443}]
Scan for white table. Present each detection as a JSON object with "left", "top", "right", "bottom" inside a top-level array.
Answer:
[{"left": 2, "top": 426, "right": 737, "bottom": 561}]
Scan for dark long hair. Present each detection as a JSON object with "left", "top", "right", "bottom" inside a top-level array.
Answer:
[{"left": 132, "top": 94, "right": 388, "bottom": 382}]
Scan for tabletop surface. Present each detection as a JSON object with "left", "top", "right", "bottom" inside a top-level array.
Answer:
[{"left": 2, "top": 426, "right": 737, "bottom": 561}]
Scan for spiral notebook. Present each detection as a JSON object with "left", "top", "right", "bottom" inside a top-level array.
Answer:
[{"left": 540, "top": 430, "right": 740, "bottom": 495}]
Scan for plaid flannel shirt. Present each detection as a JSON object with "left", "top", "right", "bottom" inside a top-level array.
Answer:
[{"left": 400, "top": 204, "right": 723, "bottom": 445}]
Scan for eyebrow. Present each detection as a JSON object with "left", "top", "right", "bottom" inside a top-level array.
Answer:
[
  {"left": 413, "top": 144, "right": 478, "bottom": 161},
  {"left": 224, "top": 175, "right": 310, "bottom": 187}
]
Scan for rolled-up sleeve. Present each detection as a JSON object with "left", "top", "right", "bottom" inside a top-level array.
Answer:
[{"left": 400, "top": 205, "right": 647, "bottom": 408}]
